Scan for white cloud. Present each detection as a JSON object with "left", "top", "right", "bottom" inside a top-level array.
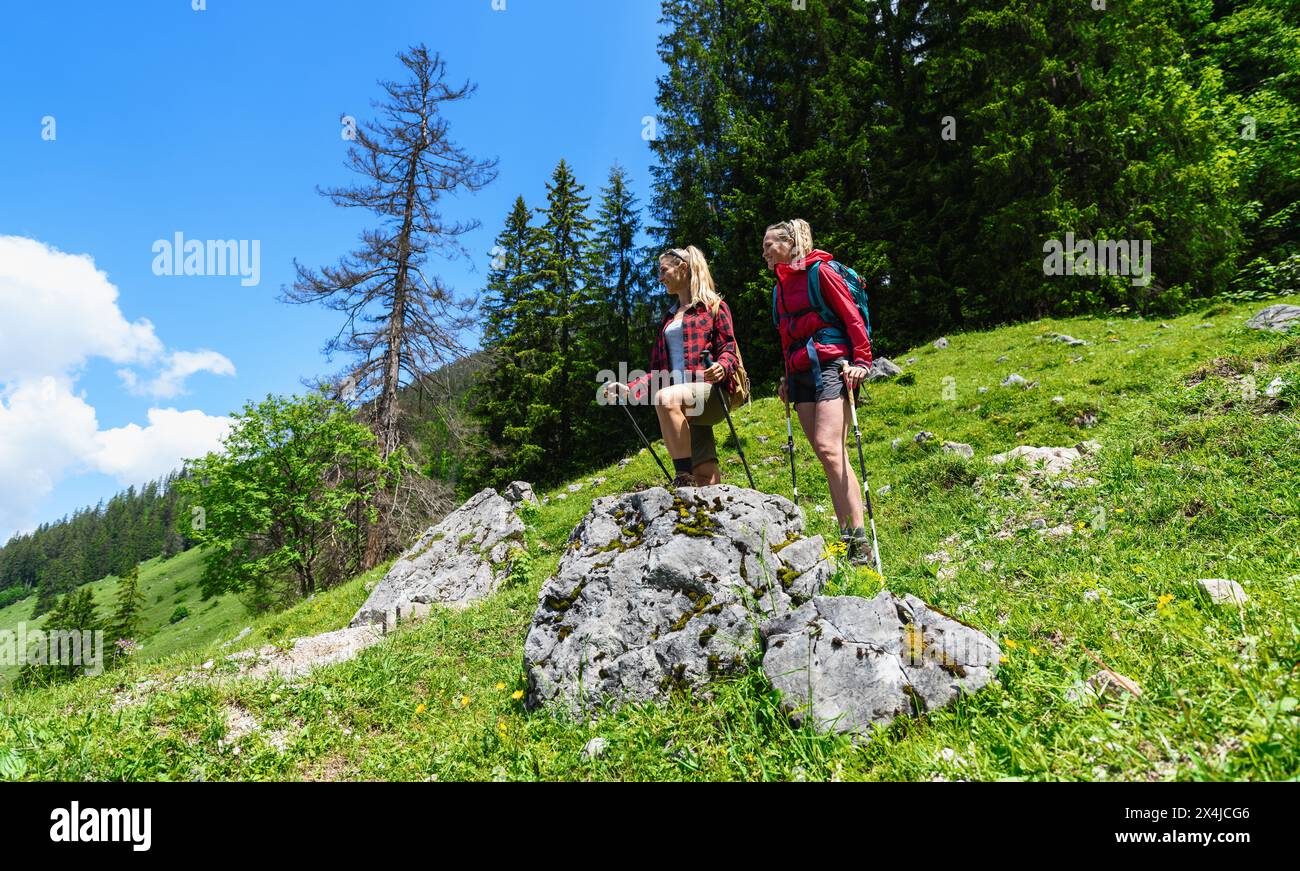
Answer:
[
  {"left": 119, "top": 349, "right": 237, "bottom": 399},
  {"left": 0, "top": 236, "right": 233, "bottom": 540},
  {"left": 93, "top": 408, "right": 232, "bottom": 484},
  {"left": 0, "top": 236, "right": 162, "bottom": 379}
]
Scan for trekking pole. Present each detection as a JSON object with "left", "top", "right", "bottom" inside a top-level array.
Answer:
[
  {"left": 782, "top": 359, "right": 798, "bottom": 505},
  {"left": 613, "top": 387, "right": 672, "bottom": 483},
  {"left": 840, "top": 360, "right": 884, "bottom": 577},
  {"left": 705, "top": 352, "right": 755, "bottom": 489}
]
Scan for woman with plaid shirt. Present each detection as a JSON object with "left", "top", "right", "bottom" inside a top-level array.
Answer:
[{"left": 603, "top": 246, "right": 743, "bottom": 487}]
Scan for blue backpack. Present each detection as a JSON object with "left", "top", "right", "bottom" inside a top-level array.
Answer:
[{"left": 772, "top": 259, "right": 873, "bottom": 362}]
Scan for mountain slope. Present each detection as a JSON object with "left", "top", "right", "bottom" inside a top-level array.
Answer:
[{"left": 1, "top": 296, "right": 1297, "bottom": 781}]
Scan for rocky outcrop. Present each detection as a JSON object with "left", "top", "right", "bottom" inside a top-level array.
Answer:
[
  {"left": 351, "top": 488, "right": 525, "bottom": 628},
  {"left": 524, "top": 485, "right": 832, "bottom": 716},
  {"left": 760, "top": 593, "right": 1001, "bottom": 737},
  {"left": 1245, "top": 304, "right": 1300, "bottom": 333}
]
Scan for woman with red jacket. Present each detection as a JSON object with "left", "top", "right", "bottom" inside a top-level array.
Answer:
[
  {"left": 603, "top": 246, "right": 743, "bottom": 488},
  {"left": 764, "top": 219, "right": 875, "bottom": 566}
]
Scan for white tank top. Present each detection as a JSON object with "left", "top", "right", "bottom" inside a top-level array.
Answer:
[{"left": 663, "top": 315, "right": 686, "bottom": 384}]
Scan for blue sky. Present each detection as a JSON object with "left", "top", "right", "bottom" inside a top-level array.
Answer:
[{"left": 0, "top": 0, "right": 665, "bottom": 543}]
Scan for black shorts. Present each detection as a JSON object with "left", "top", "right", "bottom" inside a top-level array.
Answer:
[{"left": 789, "top": 357, "right": 849, "bottom": 404}]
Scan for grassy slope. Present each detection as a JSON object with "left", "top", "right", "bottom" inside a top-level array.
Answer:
[
  {"left": 0, "top": 548, "right": 252, "bottom": 684},
  {"left": 1, "top": 296, "right": 1297, "bottom": 781}
]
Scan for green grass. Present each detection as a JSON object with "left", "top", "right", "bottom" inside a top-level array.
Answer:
[
  {"left": 0, "top": 548, "right": 253, "bottom": 684},
  {"left": 1, "top": 295, "right": 1298, "bottom": 781}
]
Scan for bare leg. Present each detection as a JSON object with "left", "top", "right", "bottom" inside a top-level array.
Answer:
[
  {"left": 654, "top": 384, "right": 696, "bottom": 459},
  {"left": 796, "top": 397, "right": 864, "bottom": 530}
]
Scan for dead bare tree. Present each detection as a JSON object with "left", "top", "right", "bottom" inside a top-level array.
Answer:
[{"left": 285, "top": 44, "right": 498, "bottom": 459}]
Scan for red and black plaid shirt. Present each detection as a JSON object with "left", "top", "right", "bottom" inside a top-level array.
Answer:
[{"left": 627, "top": 300, "right": 740, "bottom": 401}]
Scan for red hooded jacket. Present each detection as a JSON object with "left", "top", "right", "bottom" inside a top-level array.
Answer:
[{"left": 773, "top": 249, "right": 872, "bottom": 374}]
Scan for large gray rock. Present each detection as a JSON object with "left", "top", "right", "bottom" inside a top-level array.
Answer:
[
  {"left": 351, "top": 488, "right": 524, "bottom": 627},
  {"left": 868, "top": 357, "right": 903, "bottom": 381},
  {"left": 524, "top": 485, "right": 831, "bottom": 715},
  {"left": 760, "top": 593, "right": 1000, "bottom": 737},
  {"left": 1245, "top": 304, "right": 1300, "bottom": 333}
]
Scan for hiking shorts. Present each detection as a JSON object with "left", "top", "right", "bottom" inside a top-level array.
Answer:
[
  {"left": 788, "top": 356, "right": 849, "bottom": 405},
  {"left": 674, "top": 380, "right": 727, "bottom": 468}
]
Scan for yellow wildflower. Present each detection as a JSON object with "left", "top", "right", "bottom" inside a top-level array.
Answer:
[
  {"left": 1157, "top": 594, "right": 1174, "bottom": 611},
  {"left": 512, "top": 690, "right": 524, "bottom": 700},
  {"left": 460, "top": 695, "right": 471, "bottom": 707},
  {"left": 1004, "top": 638, "right": 1018, "bottom": 650},
  {"left": 496, "top": 682, "right": 506, "bottom": 690},
  {"left": 999, "top": 655, "right": 1009, "bottom": 664},
  {"left": 1029, "top": 646, "right": 1039, "bottom": 655},
  {"left": 415, "top": 703, "right": 427, "bottom": 715}
]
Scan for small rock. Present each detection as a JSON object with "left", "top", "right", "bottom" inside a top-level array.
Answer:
[
  {"left": 1001, "top": 373, "right": 1028, "bottom": 387},
  {"left": 1051, "top": 333, "right": 1088, "bottom": 346},
  {"left": 934, "top": 337, "right": 949, "bottom": 349},
  {"left": 1193, "top": 323, "right": 1213, "bottom": 330},
  {"left": 891, "top": 438, "right": 902, "bottom": 450},
  {"left": 914, "top": 431, "right": 935, "bottom": 445},
  {"left": 942, "top": 441, "right": 974, "bottom": 459},
  {"left": 581, "top": 737, "right": 608, "bottom": 761},
  {"left": 996, "top": 355, "right": 1009, "bottom": 363},
  {"left": 1068, "top": 355, "right": 1084, "bottom": 364},
  {"left": 977, "top": 386, "right": 988, "bottom": 393},
  {"left": 1197, "top": 578, "right": 1249, "bottom": 606},
  {"left": 876, "top": 485, "right": 892, "bottom": 495},
  {"left": 868, "top": 358, "right": 904, "bottom": 380},
  {"left": 1087, "top": 669, "right": 1142, "bottom": 701},
  {"left": 907, "top": 356, "right": 918, "bottom": 365},
  {"left": 567, "top": 483, "right": 583, "bottom": 493},
  {"left": 556, "top": 492, "right": 568, "bottom": 501},
  {"left": 592, "top": 476, "right": 607, "bottom": 487},
  {"left": 1074, "top": 440, "right": 1102, "bottom": 455},
  {"left": 503, "top": 481, "right": 539, "bottom": 506},
  {"left": 1083, "top": 589, "right": 1102, "bottom": 603},
  {"left": 618, "top": 458, "right": 631, "bottom": 468},
  {"left": 1245, "top": 304, "right": 1300, "bottom": 333},
  {"left": 988, "top": 445, "right": 1082, "bottom": 475},
  {"left": 1158, "top": 323, "right": 1172, "bottom": 329},
  {"left": 1264, "top": 378, "right": 1286, "bottom": 398},
  {"left": 1030, "top": 518, "right": 1047, "bottom": 530},
  {"left": 1052, "top": 396, "right": 1064, "bottom": 404}
]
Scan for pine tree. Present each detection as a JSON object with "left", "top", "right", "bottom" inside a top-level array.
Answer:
[
  {"left": 108, "top": 565, "right": 146, "bottom": 648},
  {"left": 470, "top": 197, "right": 546, "bottom": 485},
  {"left": 593, "top": 164, "right": 651, "bottom": 366},
  {"left": 535, "top": 160, "right": 600, "bottom": 473}
]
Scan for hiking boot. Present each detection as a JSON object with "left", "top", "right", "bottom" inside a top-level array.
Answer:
[
  {"left": 844, "top": 528, "right": 875, "bottom": 568},
  {"left": 670, "top": 473, "right": 697, "bottom": 488}
]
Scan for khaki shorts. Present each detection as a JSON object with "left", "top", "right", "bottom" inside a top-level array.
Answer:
[{"left": 675, "top": 380, "right": 727, "bottom": 468}]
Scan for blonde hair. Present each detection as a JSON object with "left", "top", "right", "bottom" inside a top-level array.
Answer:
[
  {"left": 765, "top": 219, "right": 814, "bottom": 263},
  {"left": 660, "top": 245, "right": 723, "bottom": 315}
]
